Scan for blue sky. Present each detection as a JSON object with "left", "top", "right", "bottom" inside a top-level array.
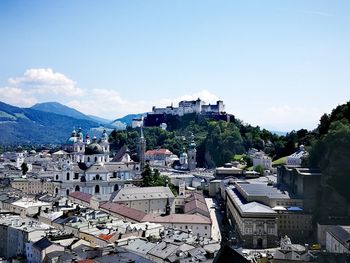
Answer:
[{"left": 0, "top": 0, "right": 349, "bottom": 131}]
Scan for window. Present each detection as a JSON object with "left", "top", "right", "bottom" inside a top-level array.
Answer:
[
  {"left": 95, "top": 157, "right": 97, "bottom": 162},
  {"left": 66, "top": 189, "right": 70, "bottom": 196},
  {"left": 75, "top": 185, "right": 80, "bottom": 192},
  {"left": 95, "top": 185, "right": 100, "bottom": 194},
  {"left": 55, "top": 174, "right": 59, "bottom": 180},
  {"left": 74, "top": 173, "right": 79, "bottom": 179},
  {"left": 66, "top": 172, "right": 70, "bottom": 180}
]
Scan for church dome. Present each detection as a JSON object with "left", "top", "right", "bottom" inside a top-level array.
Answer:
[
  {"left": 85, "top": 143, "right": 104, "bottom": 155},
  {"left": 66, "top": 136, "right": 76, "bottom": 145},
  {"left": 180, "top": 152, "right": 188, "bottom": 158}
]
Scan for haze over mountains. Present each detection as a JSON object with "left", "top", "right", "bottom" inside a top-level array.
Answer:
[
  {"left": 0, "top": 101, "right": 137, "bottom": 144},
  {"left": 0, "top": 100, "right": 286, "bottom": 144}
]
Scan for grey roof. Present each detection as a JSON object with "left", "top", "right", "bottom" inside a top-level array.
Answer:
[
  {"left": 33, "top": 237, "right": 53, "bottom": 250},
  {"left": 240, "top": 202, "right": 276, "bottom": 214},
  {"left": 148, "top": 241, "right": 179, "bottom": 259},
  {"left": 228, "top": 187, "right": 276, "bottom": 215},
  {"left": 104, "top": 162, "right": 133, "bottom": 172},
  {"left": 85, "top": 163, "right": 108, "bottom": 174},
  {"left": 123, "top": 238, "right": 157, "bottom": 254},
  {"left": 45, "top": 251, "right": 74, "bottom": 261},
  {"left": 237, "top": 182, "right": 290, "bottom": 199},
  {"left": 95, "top": 248, "right": 154, "bottom": 263},
  {"left": 111, "top": 186, "right": 174, "bottom": 202},
  {"left": 328, "top": 225, "right": 350, "bottom": 248}
]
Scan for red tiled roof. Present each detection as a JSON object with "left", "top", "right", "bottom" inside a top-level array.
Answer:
[
  {"left": 78, "top": 260, "right": 95, "bottom": 263},
  {"left": 69, "top": 191, "right": 92, "bottom": 203},
  {"left": 142, "top": 214, "right": 211, "bottom": 224},
  {"left": 145, "top": 149, "right": 173, "bottom": 156},
  {"left": 185, "top": 192, "right": 206, "bottom": 204},
  {"left": 100, "top": 201, "right": 146, "bottom": 222},
  {"left": 184, "top": 199, "right": 210, "bottom": 217},
  {"left": 98, "top": 233, "right": 115, "bottom": 241}
]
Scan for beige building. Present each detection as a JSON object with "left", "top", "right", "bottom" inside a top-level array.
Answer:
[
  {"left": 1, "top": 198, "right": 52, "bottom": 217},
  {"left": 11, "top": 178, "right": 56, "bottom": 195},
  {"left": 110, "top": 186, "right": 175, "bottom": 215},
  {"left": 143, "top": 214, "right": 212, "bottom": 238}
]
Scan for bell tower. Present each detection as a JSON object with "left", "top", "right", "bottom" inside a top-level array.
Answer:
[
  {"left": 187, "top": 133, "right": 197, "bottom": 171},
  {"left": 138, "top": 127, "right": 146, "bottom": 171}
]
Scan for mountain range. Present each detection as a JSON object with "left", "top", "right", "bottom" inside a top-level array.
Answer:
[
  {"left": 0, "top": 101, "right": 139, "bottom": 144},
  {"left": 0, "top": 100, "right": 285, "bottom": 145}
]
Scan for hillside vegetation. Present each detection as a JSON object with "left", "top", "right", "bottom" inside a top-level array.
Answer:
[
  {"left": 307, "top": 101, "right": 350, "bottom": 202},
  {"left": 0, "top": 101, "right": 100, "bottom": 145},
  {"left": 109, "top": 113, "right": 309, "bottom": 168}
]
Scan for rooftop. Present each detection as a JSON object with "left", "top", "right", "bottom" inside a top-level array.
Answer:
[
  {"left": 237, "top": 182, "right": 290, "bottom": 199},
  {"left": 110, "top": 186, "right": 174, "bottom": 202},
  {"left": 142, "top": 214, "right": 211, "bottom": 224},
  {"left": 100, "top": 201, "right": 146, "bottom": 222},
  {"left": 69, "top": 191, "right": 93, "bottom": 203},
  {"left": 228, "top": 187, "right": 276, "bottom": 215}
]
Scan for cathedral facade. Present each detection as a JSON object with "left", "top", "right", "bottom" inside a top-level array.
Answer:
[{"left": 55, "top": 128, "right": 139, "bottom": 197}]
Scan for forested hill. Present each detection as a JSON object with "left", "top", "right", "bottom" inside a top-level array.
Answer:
[
  {"left": 307, "top": 101, "right": 350, "bottom": 204},
  {"left": 109, "top": 113, "right": 310, "bottom": 168}
]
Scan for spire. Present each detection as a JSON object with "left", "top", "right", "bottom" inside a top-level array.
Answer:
[
  {"left": 138, "top": 126, "right": 146, "bottom": 171},
  {"left": 140, "top": 126, "right": 144, "bottom": 139}
]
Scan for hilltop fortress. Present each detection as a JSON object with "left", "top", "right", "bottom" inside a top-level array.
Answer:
[{"left": 141, "top": 98, "right": 234, "bottom": 127}]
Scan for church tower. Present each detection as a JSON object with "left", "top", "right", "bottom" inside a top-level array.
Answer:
[
  {"left": 187, "top": 133, "right": 197, "bottom": 171},
  {"left": 138, "top": 127, "right": 146, "bottom": 171}
]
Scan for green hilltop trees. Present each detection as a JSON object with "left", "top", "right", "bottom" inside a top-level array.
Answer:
[{"left": 109, "top": 114, "right": 310, "bottom": 168}]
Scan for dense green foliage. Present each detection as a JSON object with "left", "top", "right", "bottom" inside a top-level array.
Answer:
[
  {"left": 141, "top": 164, "right": 177, "bottom": 195},
  {"left": 109, "top": 113, "right": 311, "bottom": 168},
  {"left": 307, "top": 101, "right": 350, "bottom": 202},
  {"left": 254, "top": 164, "right": 265, "bottom": 175}
]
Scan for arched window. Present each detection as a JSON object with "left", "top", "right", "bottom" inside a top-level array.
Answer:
[
  {"left": 95, "top": 185, "right": 100, "bottom": 194},
  {"left": 80, "top": 176, "right": 86, "bottom": 182},
  {"left": 96, "top": 174, "right": 100, "bottom": 180},
  {"left": 56, "top": 174, "right": 59, "bottom": 180},
  {"left": 94, "top": 157, "right": 97, "bottom": 162},
  {"left": 87, "top": 157, "right": 90, "bottom": 162},
  {"left": 75, "top": 185, "right": 80, "bottom": 192},
  {"left": 66, "top": 189, "right": 70, "bottom": 196},
  {"left": 55, "top": 188, "right": 58, "bottom": 194},
  {"left": 114, "top": 184, "right": 119, "bottom": 192},
  {"left": 66, "top": 172, "right": 70, "bottom": 180}
]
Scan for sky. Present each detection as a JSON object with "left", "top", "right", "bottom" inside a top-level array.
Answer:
[{"left": 0, "top": 0, "right": 350, "bottom": 131}]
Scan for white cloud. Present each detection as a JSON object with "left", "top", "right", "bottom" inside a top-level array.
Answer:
[
  {"left": 0, "top": 86, "right": 38, "bottom": 107},
  {"left": 67, "top": 89, "right": 151, "bottom": 118},
  {"left": 68, "top": 89, "right": 221, "bottom": 119},
  {"left": 0, "top": 68, "right": 221, "bottom": 121},
  {"left": 157, "top": 89, "right": 220, "bottom": 108},
  {"left": 8, "top": 68, "right": 83, "bottom": 97},
  {"left": 256, "top": 105, "right": 327, "bottom": 131}
]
